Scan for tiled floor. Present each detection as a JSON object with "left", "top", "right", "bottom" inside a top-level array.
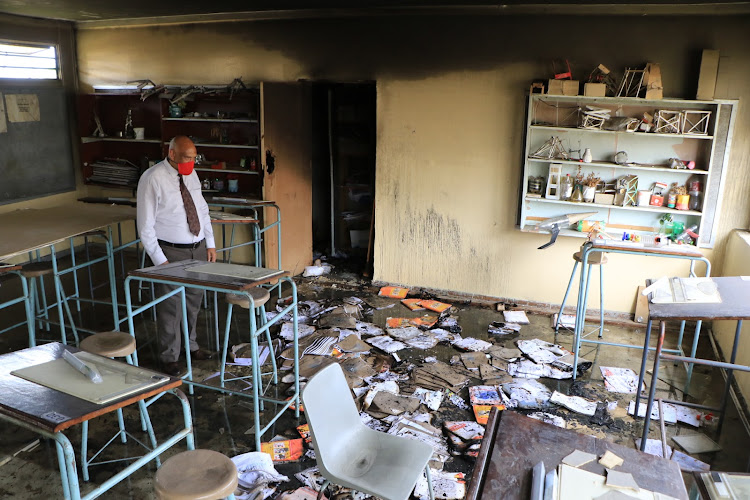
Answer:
[{"left": 0, "top": 262, "right": 747, "bottom": 498}]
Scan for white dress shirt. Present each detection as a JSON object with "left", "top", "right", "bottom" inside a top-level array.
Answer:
[{"left": 137, "top": 159, "right": 215, "bottom": 265}]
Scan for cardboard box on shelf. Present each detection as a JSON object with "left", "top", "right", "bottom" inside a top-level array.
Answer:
[
  {"left": 584, "top": 83, "right": 607, "bottom": 97},
  {"left": 594, "top": 193, "right": 615, "bottom": 205},
  {"left": 548, "top": 80, "right": 579, "bottom": 96}
]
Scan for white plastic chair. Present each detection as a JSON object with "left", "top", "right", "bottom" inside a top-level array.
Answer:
[{"left": 301, "top": 363, "right": 434, "bottom": 500}]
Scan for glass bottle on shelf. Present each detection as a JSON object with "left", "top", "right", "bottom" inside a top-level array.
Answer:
[
  {"left": 688, "top": 180, "right": 702, "bottom": 211},
  {"left": 124, "top": 109, "right": 135, "bottom": 139},
  {"left": 570, "top": 183, "right": 583, "bottom": 203},
  {"left": 561, "top": 174, "right": 573, "bottom": 201}
]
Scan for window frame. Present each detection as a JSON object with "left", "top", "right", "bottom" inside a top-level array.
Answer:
[{"left": 0, "top": 39, "right": 60, "bottom": 82}]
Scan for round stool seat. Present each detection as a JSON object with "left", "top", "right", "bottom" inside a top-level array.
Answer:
[
  {"left": 80, "top": 331, "right": 136, "bottom": 357},
  {"left": 21, "top": 261, "right": 55, "bottom": 278},
  {"left": 155, "top": 450, "right": 238, "bottom": 500},
  {"left": 226, "top": 288, "right": 271, "bottom": 309},
  {"left": 573, "top": 251, "right": 608, "bottom": 265}
]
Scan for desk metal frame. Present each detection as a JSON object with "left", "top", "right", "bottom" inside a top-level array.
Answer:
[
  {"left": 572, "top": 241, "right": 711, "bottom": 392},
  {"left": 0, "top": 265, "right": 34, "bottom": 345},
  {"left": 207, "top": 199, "right": 282, "bottom": 292},
  {"left": 123, "top": 261, "right": 300, "bottom": 450},
  {"left": 0, "top": 204, "right": 140, "bottom": 347},
  {"left": 637, "top": 277, "right": 750, "bottom": 451}
]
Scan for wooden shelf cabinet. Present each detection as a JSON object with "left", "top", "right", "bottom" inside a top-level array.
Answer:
[
  {"left": 77, "top": 86, "right": 262, "bottom": 197},
  {"left": 518, "top": 94, "right": 738, "bottom": 248}
]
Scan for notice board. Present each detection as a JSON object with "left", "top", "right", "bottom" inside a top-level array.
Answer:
[{"left": 0, "top": 86, "right": 75, "bottom": 204}]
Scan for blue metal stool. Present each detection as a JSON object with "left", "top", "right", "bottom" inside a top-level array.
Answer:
[
  {"left": 554, "top": 249, "right": 607, "bottom": 339},
  {"left": 155, "top": 449, "right": 238, "bottom": 500},
  {"left": 221, "top": 288, "right": 276, "bottom": 391},
  {"left": 225, "top": 287, "right": 278, "bottom": 392},
  {"left": 79, "top": 331, "right": 158, "bottom": 481},
  {"left": 21, "top": 261, "right": 79, "bottom": 346}
]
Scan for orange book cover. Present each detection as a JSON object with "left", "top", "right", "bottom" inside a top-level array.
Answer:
[
  {"left": 379, "top": 286, "right": 409, "bottom": 299},
  {"left": 260, "top": 438, "right": 304, "bottom": 462},
  {"left": 297, "top": 424, "right": 311, "bottom": 444},
  {"left": 386, "top": 317, "right": 412, "bottom": 328},
  {"left": 401, "top": 298, "right": 425, "bottom": 311},
  {"left": 410, "top": 314, "right": 438, "bottom": 328},
  {"left": 286, "top": 397, "right": 304, "bottom": 412},
  {"left": 473, "top": 404, "right": 505, "bottom": 425},
  {"left": 420, "top": 300, "right": 452, "bottom": 313}
]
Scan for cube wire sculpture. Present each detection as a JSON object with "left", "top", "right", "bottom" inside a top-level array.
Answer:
[
  {"left": 682, "top": 110, "right": 711, "bottom": 136},
  {"left": 654, "top": 110, "right": 683, "bottom": 134}
]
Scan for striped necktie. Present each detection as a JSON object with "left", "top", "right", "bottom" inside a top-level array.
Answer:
[{"left": 178, "top": 174, "right": 201, "bottom": 236}]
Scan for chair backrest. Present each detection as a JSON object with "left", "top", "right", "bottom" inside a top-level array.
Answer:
[{"left": 301, "top": 363, "right": 363, "bottom": 475}]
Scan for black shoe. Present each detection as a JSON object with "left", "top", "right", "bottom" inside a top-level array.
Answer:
[
  {"left": 190, "top": 348, "right": 212, "bottom": 361},
  {"left": 162, "top": 361, "right": 182, "bottom": 376}
]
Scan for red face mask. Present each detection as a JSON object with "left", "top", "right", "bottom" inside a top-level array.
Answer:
[{"left": 177, "top": 161, "right": 194, "bottom": 175}]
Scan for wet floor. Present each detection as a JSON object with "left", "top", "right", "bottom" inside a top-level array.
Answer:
[{"left": 0, "top": 261, "right": 748, "bottom": 498}]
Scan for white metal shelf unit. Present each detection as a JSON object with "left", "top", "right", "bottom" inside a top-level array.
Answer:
[{"left": 518, "top": 94, "right": 737, "bottom": 248}]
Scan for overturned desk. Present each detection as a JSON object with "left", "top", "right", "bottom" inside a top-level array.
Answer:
[
  {"left": 123, "top": 259, "right": 300, "bottom": 449},
  {"left": 0, "top": 342, "right": 192, "bottom": 500},
  {"left": 468, "top": 410, "right": 688, "bottom": 500}
]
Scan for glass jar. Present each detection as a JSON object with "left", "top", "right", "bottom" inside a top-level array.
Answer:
[{"left": 570, "top": 184, "right": 583, "bottom": 203}]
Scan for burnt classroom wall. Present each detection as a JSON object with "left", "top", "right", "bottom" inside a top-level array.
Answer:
[
  {"left": 76, "top": 14, "right": 750, "bottom": 311},
  {"left": 0, "top": 13, "right": 83, "bottom": 218}
]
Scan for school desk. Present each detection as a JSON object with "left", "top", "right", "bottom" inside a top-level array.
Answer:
[
  {"left": 0, "top": 342, "right": 193, "bottom": 500},
  {"left": 123, "top": 259, "right": 299, "bottom": 450},
  {"left": 467, "top": 409, "right": 688, "bottom": 500},
  {"left": 0, "top": 203, "right": 139, "bottom": 345},
  {"left": 638, "top": 277, "right": 750, "bottom": 450},
  {"left": 571, "top": 239, "right": 711, "bottom": 394}
]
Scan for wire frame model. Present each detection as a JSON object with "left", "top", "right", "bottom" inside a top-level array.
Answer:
[
  {"left": 681, "top": 110, "right": 711, "bottom": 136},
  {"left": 617, "top": 68, "right": 646, "bottom": 98},
  {"left": 654, "top": 110, "right": 683, "bottom": 134}
]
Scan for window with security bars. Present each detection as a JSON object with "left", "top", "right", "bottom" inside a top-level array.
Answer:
[{"left": 0, "top": 42, "right": 58, "bottom": 79}]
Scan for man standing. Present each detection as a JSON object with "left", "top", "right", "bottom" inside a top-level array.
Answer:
[{"left": 137, "top": 135, "right": 216, "bottom": 375}]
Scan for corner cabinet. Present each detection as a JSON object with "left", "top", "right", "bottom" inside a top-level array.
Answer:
[
  {"left": 517, "top": 94, "right": 737, "bottom": 248},
  {"left": 159, "top": 89, "right": 262, "bottom": 198},
  {"left": 77, "top": 85, "right": 262, "bottom": 198}
]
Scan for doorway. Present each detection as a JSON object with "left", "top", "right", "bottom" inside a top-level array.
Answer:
[{"left": 310, "top": 82, "right": 376, "bottom": 275}]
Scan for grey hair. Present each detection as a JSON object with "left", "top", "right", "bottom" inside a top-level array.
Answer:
[{"left": 168, "top": 137, "right": 178, "bottom": 150}]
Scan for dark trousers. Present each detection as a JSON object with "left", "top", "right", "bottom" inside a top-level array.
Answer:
[{"left": 155, "top": 240, "right": 207, "bottom": 363}]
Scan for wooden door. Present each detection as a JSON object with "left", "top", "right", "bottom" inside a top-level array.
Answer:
[{"left": 260, "top": 82, "right": 313, "bottom": 274}]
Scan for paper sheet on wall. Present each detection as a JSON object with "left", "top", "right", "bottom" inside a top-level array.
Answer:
[
  {"left": 0, "top": 93, "right": 6, "bottom": 133},
  {"left": 5, "top": 94, "right": 41, "bottom": 122}
]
